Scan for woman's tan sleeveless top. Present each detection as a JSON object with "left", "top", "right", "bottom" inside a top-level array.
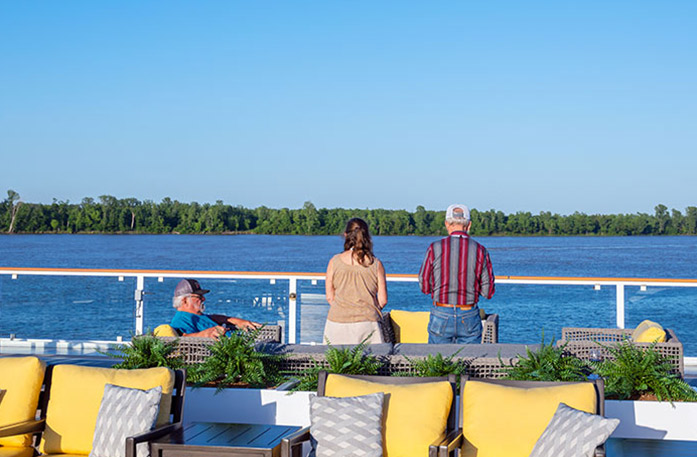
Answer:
[{"left": 327, "top": 253, "right": 382, "bottom": 323}]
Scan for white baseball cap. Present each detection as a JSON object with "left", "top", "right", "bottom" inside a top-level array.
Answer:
[{"left": 445, "top": 204, "right": 470, "bottom": 224}]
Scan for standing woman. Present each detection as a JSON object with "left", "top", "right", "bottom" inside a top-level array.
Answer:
[{"left": 324, "top": 218, "right": 388, "bottom": 344}]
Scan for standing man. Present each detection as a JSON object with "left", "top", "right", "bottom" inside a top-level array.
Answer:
[
  {"left": 419, "top": 204, "right": 495, "bottom": 343},
  {"left": 170, "top": 279, "right": 261, "bottom": 338}
]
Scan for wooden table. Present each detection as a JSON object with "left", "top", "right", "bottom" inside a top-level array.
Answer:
[{"left": 150, "top": 422, "right": 303, "bottom": 457}]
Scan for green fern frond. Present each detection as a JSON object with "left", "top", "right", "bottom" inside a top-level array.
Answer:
[{"left": 108, "top": 333, "right": 184, "bottom": 370}]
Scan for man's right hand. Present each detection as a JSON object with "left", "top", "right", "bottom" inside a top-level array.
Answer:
[{"left": 198, "top": 325, "right": 226, "bottom": 339}]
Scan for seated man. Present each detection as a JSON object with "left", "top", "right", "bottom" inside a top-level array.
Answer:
[{"left": 170, "top": 278, "right": 261, "bottom": 338}]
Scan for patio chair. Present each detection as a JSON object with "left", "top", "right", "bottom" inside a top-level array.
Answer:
[
  {"left": 433, "top": 376, "right": 608, "bottom": 457},
  {"left": 154, "top": 324, "right": 283, "bottom": 364},
  {"left": 0, "top": 363, "right": 186, "bottom": 457},
  {"left": 382, "top": 310, "right": 499, "bottom": 344},
  {"left": 559, "top": 324, "right": 684, "bottom": 376},
  {"left": 281, "top": 371, "right": 458, "bottom": 457},
  {"left": 0, "top": 357, "right": 46, "bottom": 457}
]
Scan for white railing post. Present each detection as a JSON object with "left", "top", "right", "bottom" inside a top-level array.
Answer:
[
  {"left": 288, "top": 278, "right": 297, "bottom": 344},
  {"left": 134, "top": 275, "right": 145, "bottom": 335},
  {"left": 616, "top": 283, "right": 625, "bottom": 329}
]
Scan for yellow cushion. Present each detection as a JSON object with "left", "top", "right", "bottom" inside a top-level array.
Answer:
[
  {"left": 390, "top": 310, "right": 430, "bottom": 343},
  {"left": 0, "top": 448, "right": 35, "bottom": 457},
  {"left": 41, "top": 365, "right": 175, "bottom": 455},
  {"left": 0, "top": 357, "right": 46, "bottom": 448},
  {"left": 461, "top": 381, "right": 597, "bottom": 457},
  {"left": 325, "top": 374, "right": 453, "bottom": 457},
  {"left": 154, "top": 324, "right": 179, "bottom": 337},
  {"left": 632, "top": 319, "right": 667, "bottom": 343}
]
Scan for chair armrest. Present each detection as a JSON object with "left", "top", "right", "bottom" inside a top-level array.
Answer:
[
  {"left": 430, "top": 428, "right": 462, "bottom": 457},
  {"left": 280, "top": 426, "right": 311, "bottom": 457},
  {"left": 125, "top": 423, "right": 182, "bottom": 457},
  {"left": 0, "top": 419, "right": 44, "bottom": 438}
]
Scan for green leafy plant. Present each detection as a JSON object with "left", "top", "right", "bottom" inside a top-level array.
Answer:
[
  {"left": 109, "top": 333, "right": 184, "bottom": 370},
  {"left": 595, "top": 340, "right": 697, "bottom": 402},
  {"left": 188, "top": 329, "right": 286, "bottom": 390},
  {"left": 292, "top": 337, "right": 383, "bottom": 391},
  {"left": 406, "top": 350, "right": 467, "bottom": 378},
  {"left": 500, "top": 335, "right": 590, "bottom": 382}
]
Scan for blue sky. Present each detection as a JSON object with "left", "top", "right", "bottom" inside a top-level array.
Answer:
[{"left": 1, "top": 1, "right": 695, "bottom": 215}]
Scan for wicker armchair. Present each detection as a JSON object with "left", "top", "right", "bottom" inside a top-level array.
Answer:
[
  {"left": 380, "top": 311, "right": 499, "bottom": 344},
  {"left": 157, "top": 324, "right": 283, "bottom": 365},
  {"left": 559, "top": 326, "right": 683, "bottom": 376}
]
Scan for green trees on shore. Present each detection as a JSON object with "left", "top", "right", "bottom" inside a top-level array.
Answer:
[{"left": 2, "top": 190, "right": 696, "bottom": 236}]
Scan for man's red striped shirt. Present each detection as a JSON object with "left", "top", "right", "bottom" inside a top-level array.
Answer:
[{"left": 418, "top": 231, "right": 495, "bottom": 305}]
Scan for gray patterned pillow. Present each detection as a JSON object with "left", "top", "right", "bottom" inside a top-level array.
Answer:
[
  {"left": 529, "top": 402, "right": 619, "bottom": 457},
  {"left": 309, "top": 392, "right": 384, "bottom": 457},
  {"left": 89, "top": 384, "right": 163, "bottom": 457}
]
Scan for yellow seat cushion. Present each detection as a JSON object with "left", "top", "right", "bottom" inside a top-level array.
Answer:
[
  {"left": 0, "top": 447, "right": 35, "bottom": 457},
  {"left": 461, "top": 381, "right": 597, "bottom": 457},
  {"left": 0, "top": 356, "right": 46, "bottom": 448},
  {"left": 154, "top": 324, "right": 179, "bottom": 337},
  {"left": 390, "top": 310, "right": 430, "bottom": 343},
  {"left": 41, "top": 365, "right": 175, "bottom": 455},
  {"left": 325, "top": 374, "right": 453, "bottom": 457},
  {"left": 632, "top": 319, "right": 667, "bottom": 343}
]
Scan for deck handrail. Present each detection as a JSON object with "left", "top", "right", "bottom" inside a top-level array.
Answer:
[{"left": 2, "top": 266, "right": 697, "bottom": 342}]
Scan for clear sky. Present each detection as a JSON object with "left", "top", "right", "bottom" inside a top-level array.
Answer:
[{"left": 1, "top": 1, "right": 695, "bottom": 215}]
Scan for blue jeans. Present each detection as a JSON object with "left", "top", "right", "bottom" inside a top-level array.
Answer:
[{"left": 427, "top": 304, "right": 482, "bottom": 344}]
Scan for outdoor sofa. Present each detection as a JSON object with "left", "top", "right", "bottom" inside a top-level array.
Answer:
[{"left": 558, "top": 325, "right": 684, "bottom": 376}]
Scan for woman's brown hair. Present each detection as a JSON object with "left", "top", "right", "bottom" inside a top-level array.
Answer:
[{"left": 343, "top": 218, "right": 374, "bottom": 265}]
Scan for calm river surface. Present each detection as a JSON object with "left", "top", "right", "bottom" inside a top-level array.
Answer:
[{"left": 1, "top": 235, "right": 696, "bottom": 354}]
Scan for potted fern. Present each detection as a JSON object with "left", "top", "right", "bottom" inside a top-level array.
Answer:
[
  {"left": 594, "top": 340, "right": 697, "bottom": 402},
  {"left": 291, "top": 338, "right": 384, "bottom": 391},
  {"left": 596, "top": 340, "right": 697, "bottom": 440},
  {"left": 405, "top": 350, "right": 468, "bottom": 389},
  {"left": 187, "top": 330, "right": 286, "bottom": 390},
  {"left": 499, "top": 335, "right": 590, "bottom": 382},
  {"left": 107, "top": 333, "right": 185, "bottom": 370}
]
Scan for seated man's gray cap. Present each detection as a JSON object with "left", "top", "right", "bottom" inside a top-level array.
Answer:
[
  {"left": 174, "top": 279, "right": 210, "bottom": 297},
  {"left": 445, "top": 204, "right": 470, "bottom": 224}
]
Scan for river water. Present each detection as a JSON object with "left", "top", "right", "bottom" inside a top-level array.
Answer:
[{"left": 1, "top": 234, "right": 696, "bottom": 354}]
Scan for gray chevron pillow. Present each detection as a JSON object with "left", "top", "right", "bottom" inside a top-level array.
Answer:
[
  {"left": 310, "top": 392, "right": 384, "bottom": 457},
  {"left": 89, "top": 384, "right": 163, "bottom": 457},
  {"left": 529, "top": 402, "right": 619, "bottom": 457}
]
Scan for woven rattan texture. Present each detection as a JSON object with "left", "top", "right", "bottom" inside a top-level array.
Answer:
[
  {"left": 159, "top": 324, "right": 283, "bottom": 365},
  {"left": 386, "top": 355, "right": 512, "bottom": 379},
  {"left": 275, "top": 353, "right": 513, "bottom": 379},
  {"left": 559, "top": 327, "right": 684, "bottom": 376}
]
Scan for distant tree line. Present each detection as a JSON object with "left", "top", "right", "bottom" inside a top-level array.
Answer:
[{"left": 2, "top": 190, "right": 697, "bottom": 236}]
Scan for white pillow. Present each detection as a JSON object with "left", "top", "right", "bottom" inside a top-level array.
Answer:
[
  {"left": 310, "top": 392, "right": 384, "bottom": 457},
  {"left": 89, "top": 384, "right": 163, "bottom": 457},
  {"left": 529, "top": 402, "right": 619, "bottom": 457}
]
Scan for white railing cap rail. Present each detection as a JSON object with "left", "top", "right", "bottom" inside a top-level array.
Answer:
[{"left": 1, "top": 266, "right": 697, "bottom": 287}]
